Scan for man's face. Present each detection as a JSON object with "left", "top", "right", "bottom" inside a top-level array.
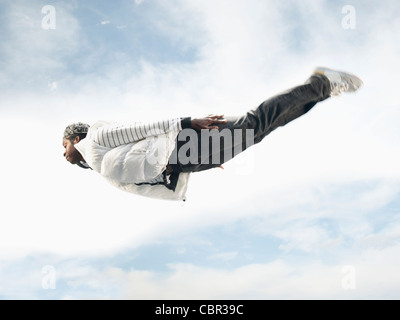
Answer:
[{"left": 63, "top": 137, "right": 83, "bottom": 165}]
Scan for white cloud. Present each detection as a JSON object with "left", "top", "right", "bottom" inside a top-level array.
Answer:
[
  {"left": 276, "top": 224, "right": 344, "bottom": 253},
  {"left": 36, "top": 242, "right": 400, "bottom": 299},
  {"left": 207, "top": 252, "right": 238, "bottom": 261},
  {"left": 48, "top": 81, "right": 58, "bottom": 91},
  {"left": 0, "top": 1, "right": 81, "bottom": 92}
]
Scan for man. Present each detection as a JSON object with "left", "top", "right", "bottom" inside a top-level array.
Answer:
[{"left": 62, "top": 67, "right": 363, "bottom": 201}]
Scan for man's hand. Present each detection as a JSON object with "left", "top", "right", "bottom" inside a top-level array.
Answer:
[{"left": 191, "top": 115, "right": 227, "bottom": 131}]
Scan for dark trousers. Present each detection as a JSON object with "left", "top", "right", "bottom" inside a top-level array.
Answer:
[{"left": 170, "top": 74, "right": 331, "bottom": 173}]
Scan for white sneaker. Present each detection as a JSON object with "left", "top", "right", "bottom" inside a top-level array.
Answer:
[{"left": 314, "top": 67, "right": 363, "bottom": 97}]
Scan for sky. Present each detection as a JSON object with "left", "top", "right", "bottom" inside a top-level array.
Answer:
[{"left": 0, "top": 0, "right": 400, "bottom": 300}]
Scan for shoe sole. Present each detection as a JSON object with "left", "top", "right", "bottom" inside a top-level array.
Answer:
[{"left": 314, "top": 66, "right": 364, "bottom": 88}]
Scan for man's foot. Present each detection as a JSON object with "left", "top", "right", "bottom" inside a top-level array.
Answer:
[{"left": 314, "top": 67, "right": 363, "bottom": 97}]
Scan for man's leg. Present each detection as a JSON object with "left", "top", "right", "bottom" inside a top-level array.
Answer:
[
  {"left": 233, "top": 73, "right": 331, "bottom": 144},
  {"left": 174, "top": 63, "right": 367, "bottom": 174},
  {"left": 170, "top": 73, "right": 331, "bottom": 173}
]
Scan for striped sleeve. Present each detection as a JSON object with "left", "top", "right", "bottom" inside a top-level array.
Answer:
[{"left": 93, "top": 118, "right": 182, "bottom": 148}]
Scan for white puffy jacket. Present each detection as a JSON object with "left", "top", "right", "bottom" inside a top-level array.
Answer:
[{"left": 74, "top": 119, "right": 191, "bottom": 201}]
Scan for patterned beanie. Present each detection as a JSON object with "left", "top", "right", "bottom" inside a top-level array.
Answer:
[{"left": 63, "top": 122, "right": 90, "bottom": 140}]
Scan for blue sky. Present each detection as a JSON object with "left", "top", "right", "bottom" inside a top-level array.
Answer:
[{"left": 0, "top": 0, "right": 400, "bottom": 299}]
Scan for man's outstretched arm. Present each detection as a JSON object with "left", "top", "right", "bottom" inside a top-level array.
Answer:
[
  {"left": 93, "top": 116, "right": 227, "bottom": 148},
  {"left": 93, "top": 118, "right": 185, "bottom": 148}
]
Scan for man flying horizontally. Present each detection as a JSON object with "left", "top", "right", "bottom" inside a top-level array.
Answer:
[{"left": 62, "top": 67, "right": 363, "bottom": 201}]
